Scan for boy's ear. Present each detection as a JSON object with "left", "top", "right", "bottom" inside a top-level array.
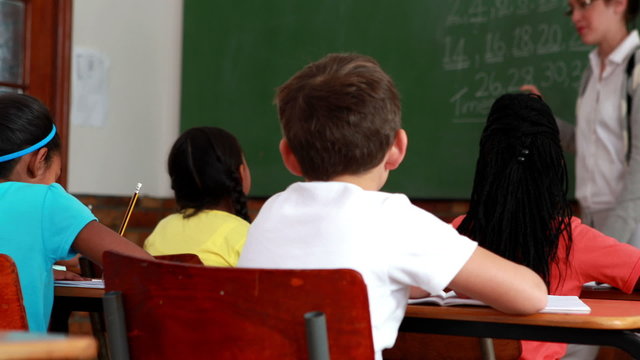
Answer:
[
  {"left": 26, "top": 148, "right": 49, "bottom": 179},
  {"left": 279, "top": 139, "right": 303, "bottom": 177},
  {"left": 384, "top": 129, "right": 408, "bottom": 171}
]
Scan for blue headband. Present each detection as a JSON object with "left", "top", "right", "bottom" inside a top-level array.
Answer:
[{"left": 0, "top": 124, "right": 57, "bottom": 163}]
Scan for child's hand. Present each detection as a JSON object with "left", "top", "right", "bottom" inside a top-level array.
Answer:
[
  {"left": 54, "top": 254, "right": 82, "bottom": 274},
  {"left": 53, "top": 269, "right": 88, "bottom": 281}
]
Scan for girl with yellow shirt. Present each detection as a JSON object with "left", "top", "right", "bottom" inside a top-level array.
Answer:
[{"left": 144, "top": 127, "right": 251, "bottom": 266}]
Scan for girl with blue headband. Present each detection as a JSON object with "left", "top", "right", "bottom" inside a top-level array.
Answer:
[{"left": 0, "top": 93, "right": 152, "bottom": 332}]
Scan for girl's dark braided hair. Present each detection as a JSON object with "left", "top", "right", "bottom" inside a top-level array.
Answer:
[
  {"left": 457, "top": 93, "right": 572, "bottom": 291},
  {"left": 168, "top": 126, "right": 250, "bottom": 222}
]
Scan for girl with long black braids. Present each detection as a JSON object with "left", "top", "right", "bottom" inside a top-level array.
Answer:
[{"left": 454, "top": 93, "right": 640, "bottom": 360}]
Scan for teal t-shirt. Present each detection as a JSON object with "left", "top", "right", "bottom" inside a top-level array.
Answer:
[{"left": 0, "top": 182, "right": 96, "bottom": 332}]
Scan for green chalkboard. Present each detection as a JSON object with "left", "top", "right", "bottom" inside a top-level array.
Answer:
[{"left": 181, "top": 0, "right": 588, "bottom": 198}]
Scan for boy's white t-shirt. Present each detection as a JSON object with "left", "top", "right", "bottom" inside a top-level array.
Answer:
[{"left": 238, "top": 181, "right": 478, "bottom": 358}]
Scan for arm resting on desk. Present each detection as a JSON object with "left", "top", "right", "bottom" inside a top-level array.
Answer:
[
  {"left": 409, "top": 286, "right": 430, "bottom": 299},
  {"left": 72, "top": 221, "right": 154, "bottom": 267},
  {"left": 448, "top": 247, "right": 547, "bottom": 315}
]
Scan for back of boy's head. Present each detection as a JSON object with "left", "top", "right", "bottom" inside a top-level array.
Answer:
[
  {"left": 275, "top": 53, "right": 401, "bottom": 181},
  {"left": 168, "top": 126, "right": 249, "bottom": 221},
  {"left": 458, "top": 92, "right": 572, "bottom": 288},
  {"left": 0, "top": 93, "right": 60, "bottom": 178}
]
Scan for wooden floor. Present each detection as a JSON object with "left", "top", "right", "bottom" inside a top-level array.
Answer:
[
  {"left": 67, "top": 312, "right": 93, "bottom": 335},
  {"left": 66, "top": 312, "right": 98, "bottom": 360}
]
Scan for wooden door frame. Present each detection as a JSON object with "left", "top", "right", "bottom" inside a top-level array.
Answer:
[
  {"left": 0, "top": 0, "right": 73, "bottom": 186},
  {"left": 25, "top": 0, "right": 73, "bottom": 186}
]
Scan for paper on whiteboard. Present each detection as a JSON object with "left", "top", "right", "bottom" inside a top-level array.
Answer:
[{"left": 71, "top": 48, "right": 110, "bottom": 127}]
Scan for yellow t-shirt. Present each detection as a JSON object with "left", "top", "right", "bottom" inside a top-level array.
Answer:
[{"left": 143, "top": 210, "right": 249, "bottom": 267}]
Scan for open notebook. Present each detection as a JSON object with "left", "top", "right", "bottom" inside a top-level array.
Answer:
[
  {"left": 409, "top": 291, "right": 591, "bottom": 314},
  {"left": 54, "top": 279, "right": 104, "bottom": 289}
]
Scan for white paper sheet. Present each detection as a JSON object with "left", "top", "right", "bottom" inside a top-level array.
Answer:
[
  {"left": 71, "top": 48, "right": 110, "bottom": 127},
  {"left": 54, "top": 279, "right": 104, "bottom": 289}
]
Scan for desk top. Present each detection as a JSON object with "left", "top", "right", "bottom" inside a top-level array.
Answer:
[
  {"left": 0, "top": 331, "right": 97, "bottom": 360},
  {"left": 54, "top": 285, "right": 104, "bottom": 298},
  {"left": 56, "top": 283, "right": 640, "bottom": 330},
  {"left": 406, "top": 299, "right": 640, "bottom": 330},
  {"left": 580, "top": 288, "right": 640, "bottom": 301}
]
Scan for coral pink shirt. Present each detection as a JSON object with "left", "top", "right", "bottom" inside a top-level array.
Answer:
[{"left": 452, "top": 216, "right": 640, "bottom": 360}]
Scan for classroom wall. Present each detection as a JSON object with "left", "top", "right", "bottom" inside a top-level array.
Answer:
[
  {"left": 75, "top": 195, "right": 472, "bottom": 248},
  {"left": 67, "top": 0, "right": 182, "bottom": 198}
]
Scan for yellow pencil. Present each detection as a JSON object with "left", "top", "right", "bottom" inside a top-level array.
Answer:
[{"left": 118, "top": 182, "right": 142, "bottom": 236}]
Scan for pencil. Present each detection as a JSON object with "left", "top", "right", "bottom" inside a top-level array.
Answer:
[{"left": 118, "top": 182, "right": 142, "bottom": 236}]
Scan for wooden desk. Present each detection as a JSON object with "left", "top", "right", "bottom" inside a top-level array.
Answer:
[
  {"left": 50, "top": 285, "right": 105, "bottom": 332},
  {"left": 401, "top": 299, "right": 640, "bottom": 356},
  {"left": 0, "top": 331, "right": 97, "bottom": 360},
  {"left": 53, "top": 285, "right": 108, "bottom": 358},
  {"left": 581, "top": 286, "right": 640, "bottom": 301},
  {"left": 53, "top": 285, "right": 104, "bottom": 312},
  {"left": 54, "top": 285, "right": 104, "bottom": 299}
]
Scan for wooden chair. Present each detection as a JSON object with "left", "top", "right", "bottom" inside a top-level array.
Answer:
[
  {"left": 77, "top": 253, "right": 203, "bottom": 360},
  {"left": 152, "top": 253, "right": 203, "bottom": 265},
  {"left": 102, "top": 251, "right": 375, "bottom": 360},
  {"left": 79, "top": 253, "right": 203, "bottom": 279},
  {"left": 0, "top": 254, "right": 28, "bottom": 330}
]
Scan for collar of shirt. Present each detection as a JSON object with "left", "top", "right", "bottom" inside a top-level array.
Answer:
[{"left": 588, "top": 30, "right": 640, "bottom": 79}]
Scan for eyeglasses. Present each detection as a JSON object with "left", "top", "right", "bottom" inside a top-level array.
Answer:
[{"left": 564, "top": 0, "right": 599, "bottom": 16}]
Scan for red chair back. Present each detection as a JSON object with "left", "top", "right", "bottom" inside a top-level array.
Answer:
[
  {"left": 0, "top": 254, "right": 28, "bottom": 330},
  {"left": 103, "top": 251, "right": 374, "bottom": 360},
  {"left": 153, "top": 253, "right": 203, "bottom": 265}
]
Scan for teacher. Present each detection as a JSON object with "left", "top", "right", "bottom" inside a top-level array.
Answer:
[{"left": 523, "top": 0, "right": 640, "bottom": 246}]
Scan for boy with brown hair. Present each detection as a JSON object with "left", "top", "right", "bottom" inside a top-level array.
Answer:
[{"left": 238, "top": 53, "right": 547, "bottom": 358}]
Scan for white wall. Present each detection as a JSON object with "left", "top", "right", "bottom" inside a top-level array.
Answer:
[{"left": 68, "top": 0, "right": 183, "bottom": 198}]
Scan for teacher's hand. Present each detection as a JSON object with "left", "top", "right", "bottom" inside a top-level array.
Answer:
[{"left": 520, "top": 84, "right": 542, "bottom": 97}]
